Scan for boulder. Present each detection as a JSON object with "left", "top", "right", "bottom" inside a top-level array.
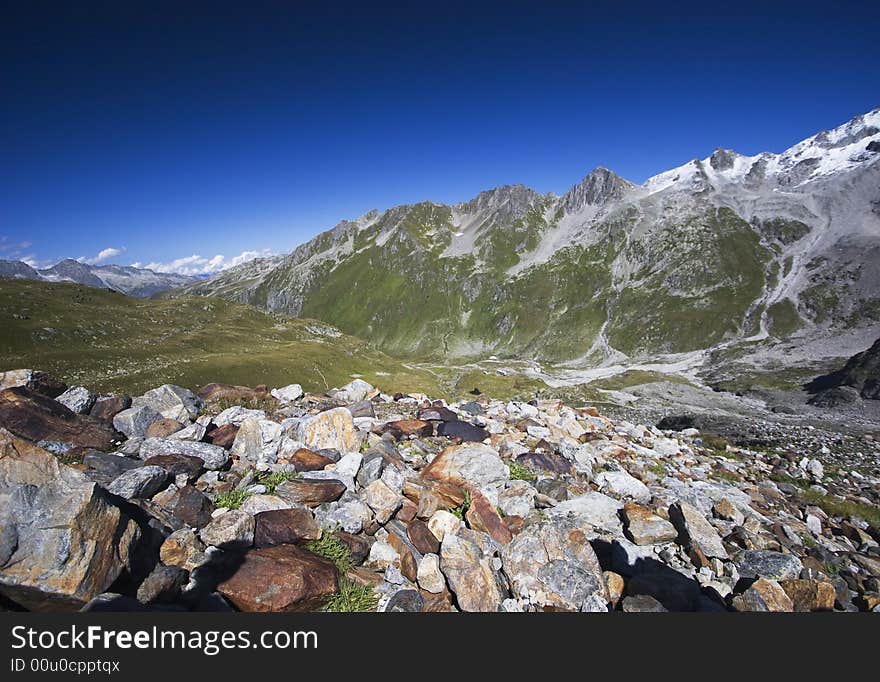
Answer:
[
  {"left": 145, "top": 418, "right": 184, "bottom": 439},
  {"left": 113, "top": 404, "right": 162, "bottom": 438},
  {"left": 779, "top": 579, "right": 836, "bottom": 612},
  {"left": 436, "top": 420, "right": 489, "bottom": 443},
  {"left": 330, "top": 379, "right": 373, "bottom": 404},
  {"left": 106, "top": 465, "right": 168, "bottom": 500},
  {"left": 294, "top": 407, "right": 360, "bottom": 453},
  {"left": 82, "top": 451, "right": 143, "bottom": 486},
  {"left": 417, "top": 553, "right": 446, "bottom": 593},
  {"left": 594, "top": 470, "right": 651, "bottom": 503},
  {"left": 56, "top": 386, "right": 97, "bottom": 414},
  {"left": 732, "top": 578, "right": 794, "bottom": 612},
  {"left": 422, "top": 443, "right": 508, "bottom": 492},
  {"left": 275, "top": 478, "right": 346, "bottom": 507},
  {"left": 199, "top": 510, "right": 254, "bottom": 550},
  {"left": 239, "top": 494, "right": 291, "bottom": 515},
  {"left": 0, "top": 387, "right": 121, "bottom": 451},
  {"left": 465, "top": 488, "right": 512, "bottom": 545},
  {"left": 285, "top": 447, "right": 334, "bottom": 472},
  {"left": 736, "top": 550, "right": 803, "bottom": 581},
  {"left": 213, "top": 406, "right": 266, "bottom": 427},
  {"left": 254, "top": 508, "right": 322, "bottom": 547},
  {"left": 171, "top": 486, "right": 214, "bottom": 528},
  {"left": 547, "top": 491, "right": 624, "bottom": 536},
  {"left": 362, "top": 479, "right": 402, "bottom": 524},
  {"left": 159, "top": 529, "right": 208, "bottom": 572},
  {"left": 230, "top": 418, "right": 282, "bottom": 464},
  {"left": 0, "top": 428, "right": 140, "bottom": 611},
  {"left": 132, "top": 384, "right": 202, "bottom": 422},
  {"left": 270, "top": 384, "right": 303, "bottom": 403},
  {"left": 501, "top": 516, "right": 607, "bottom": 611},
  {"left": 139, "top": 438, "right": 229, "bottom": 471},
  {"left": 622, "top": 503, "right": 678, "bottom": 546},
  {"left": 89, "top": 395, "right": 132, "bottom": 422},
  {"left": 207, "top": 423, "right": 239, "bottom": 449},
  {"left": 142, "top": 453, "right": 204, "bottom": 483},
  {"left": 669, "top": 501, "right": 728, "bottom": 559},
  {"left": 440, "top": 532, "right": 506, "bottom": 612},
  {"left": 216, "top": 545, "right": 338, "bottom": 612},
  {"left": 136, "top": 565, "right": 188, "bottom": 605}
]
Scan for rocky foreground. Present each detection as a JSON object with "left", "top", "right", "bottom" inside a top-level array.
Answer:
[{"left": 0, "top": 369, "right": 878, "bottom": 613}]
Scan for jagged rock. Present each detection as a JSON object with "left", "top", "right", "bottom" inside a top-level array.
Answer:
[
  {"left": 89, "top": 395, "right": 132, "bottom": 422},
  {"left": 207, "top": 423, "right": 239, "bottom": 449},
  {"left": 132, "top": 384, "right": 203, "bottom": 422},
  {"left": 145, "top": 418, "right": 184, "bottom": 438},
  {"left": 106, "top": 465, "right": 168, "bottom": 500},
  {"left": 113, "top": 404, "right": 162, "bottom": 438},
  {"left": 139, "top": 438, "right": 229, "bottom": 470},
  {"left": 407, "top": 519, "right": 441, "bottom": 555},
  {"left": 271, "top": 384, "right": 303, "bottom": 403},
  {"left": 254, "top": 508, "right": 321, "bottom": 547},
  {"left": 239, "top": 494, "right": 290, "bottom": 515},
  {"left": 136, "top": 565, "right": 188, "bottom": 604},
  {"left": 547, "top": 491, "right": 624, "bottom": 536},
  {"left": 171, "top": 485, "right": 214, "bottom": 528},
  {"left": 807, "top": 336, "right": 880, "bottom": 400},
  {"left": 295, "top": 407, "right": 360, "bottom": 453},
  {"left": 382, "top": 419, "right": 433, "bottom": 439},
  {"left": 168, "top": 421, "right": 207, "bottom": 441},
  {"left": 498, "top": 481, "right": 536, "bottom": 518},
  {"left": 669, "top": 501, "right": 728, "bottom": 559},
  {"left": 779, "top": 579, "right": 836, "bottom": 611},
  {"left": 622, "top": 503, "right": 678, "bottom": 545},
  {"left": 0, "top": 387, "right": 121, "bottom": 451},
  {"left": 712, "top": 497, "right": 744, "bottom": 525},
  {"left": 217, "top": 545, "right": 338, "bottom": 612},
  {"left": 230, "top": 418, "right": 282, "bottom": 464},
  {"left": 213, "top": 406, "right": 265, "bottom": 426},
  {"left": 465, "top": 487, "right": 512, "bottom": 545},
  {"left": 362, "top": 478, "right": 402, "bottom": 524},
  {"left": 314, "top": 499, "right": 372, "bottom": 534},
  {"left": 594, "top": 469, "right": 651, "bottom": 503},
  {"left": 0, "top": 369, "right": 67, "bottom": 398},
  {"left": 732, "top": 578, "right": 793, "bottom": 612},
  {"left": 622, "top": 595, "right": 668, "bottom": 612},
  {"left": 275, "top": 478, "right": 346, "bottom": 507},
  {"left": 440, "top": 532, "right": 506, "bottom": 612},
  {"left": 501, "top": 516, "right": 607, "bottom": 611},
  {"left": 286, "top": 447, "right": 334, "bottom": 471},
  {"left": 422, "top": 442, "right": 508, "bottom": 492},
  {"left": 516, "top": 451, "right": 572, "bottom": 475},
  {"left": 199, "top": 510, "right": 254, "bottom": 549},
  {"left": 82, "top": 450, "right": 143, "bottom": 485},
  {"left": 159, "top": 529, "right": 208, "bottom": 571},
  {"left": 56, "top": 386, "right": 97, "bottom": 414},
  {"left": 737, "top": 550, "right": 803, "bottom": 581},
  {"left": 330, "top": 379, "right": 373, "bottom": 403},
  {"left": 427, "top": 510, "right": 462, "bottom": 542},
  {"left": 0, "top": 428, "right": 140, "bottom": 611}
]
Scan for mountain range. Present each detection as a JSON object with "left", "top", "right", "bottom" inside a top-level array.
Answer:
[
  {"left": 0, "top": 258, "right": 198, "bottom": 297},
  {"left": 170, "top": 108, "right": 880, "bottom": 375}
]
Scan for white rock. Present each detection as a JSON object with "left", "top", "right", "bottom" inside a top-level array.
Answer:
[{"left": 271, "top": 384, "right": 303, "bottom": 403}]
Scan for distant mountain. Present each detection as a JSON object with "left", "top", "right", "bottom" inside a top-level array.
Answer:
[
  {"left": 0, "top": 259, "right": 198, "bottom": 297},
  {"left": 167, "top": 107, "right": 880, "bottom": 370}
]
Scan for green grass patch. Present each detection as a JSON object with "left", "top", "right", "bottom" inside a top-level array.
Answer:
[
  {"left": 305, "top": 532, "right": 354, "bottom": 573},
  {"left": 322, "top": 577, "right": 380, "bottom": 613},
  {"left": 450, "top": 490, "right": 472, "bottom": 521},
  {"left": 508, "top": 461, "right": 537, "bottom": 482},
  {"left": 799, "top": 489, "right": 880, "bottom": 533},
  {"left": 212, "top": 489, "right": 251, "bottom": 510},
  {"left": 257, "top": 470, "right": 298, "bottom": 495}
]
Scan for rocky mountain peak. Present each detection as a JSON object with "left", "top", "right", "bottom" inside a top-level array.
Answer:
[
  {"left": 563, "top": 167, "right": 634, "bottom": 212},
  {"left": 709, "top": 148, "right": 739, "bottom": 171}
]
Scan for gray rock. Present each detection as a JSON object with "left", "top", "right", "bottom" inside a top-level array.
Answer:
[
  {"left": 132, "top": 384, "right": 202, "bottom": 422},
  {"left": 230, "top": 418, "right": 282, "bottom": 464},
  {"left": 139, "top": 438, "right": 229, "bottom": 470},
  {"left": 199, "top": 510, "right": 255, "bottom": 549},
  {"left": 314, "top": 499, "right": 372, "bottom": 534},
  {"left": 113, "top": 404, "right": 162, "bottom": 438},
  {"left": 56, "top": 386, "right": 97, "bottom": 414},
  {"left": 440, "top": 532, "right": 506, "bottom": 612},
  {"left": 594, "top": 470, "right": 651, "bottom": 503},
  {"left": 622, "top": 594, "right": 668, "bottom": 612},
  {"left": 737, "top": 550, "right": 804, "bottom": 581},
  {"left": 136, "top": 565, "right": 188, "bottom": 604},
  {"left": 271, "top": 384, "right": 303, "bottom": 403},
  {"left": 669, "top": 501, "right": 728, "bottom": 559},
  {"left": 547, "top": 491, "right": 624, "bottom": 536},
  {"left": 213, "top": 406, "right": 266, "bottom": 427},
  {"left": 106, "top": 465, "right": 168, "bottom": 500}
]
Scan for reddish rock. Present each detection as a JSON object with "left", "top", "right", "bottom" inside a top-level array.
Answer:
[
  {"left": 381, "top": 419, "right": 433, "bottom": 440},
  {"left": 516, "top": 451, "right": 572, "bottom": 475},
  {"left": 396, "top": 497, "right": 418, "bottom": 522},
  {"left": 464, "top": 488, "right": 512, "bottom": 545},
  {"left": 274, "top": 478, "right": 346, "bottom": 507},
  {"left": 779, "top": 579, "right": 836, "bottom": 612},
  {"left": 89, "top": 395, "right": 132, "bottom": 422},
  {"left": 287, "top": 447, "right": 334, "bottom": 472},
  {"left": 253, "top": 508, "right": 322, "bottom": 547},
  {"left": 335, "top": 531, "right": 371, "bottom": 565},
  {"left": 207, "top": 423, "right": 239, "bottom": 449},
  {"left": 404, "top": 519, "right": 439, "bottom": 554},
  {"left": 0, "top": 386, "right": 121, "bottom": 451},
  {"left": 144, "top": 453, "right": 204, "bottom": 482},
  {"left": 145, "top": 418, "right": 184, "bottom": 438},
  {"left": 172, "top": 485, "right": 215, "bottom": 528},
  {"left": 217, "top": 545, "right": 338, "bottom": 612},
  {"left": 0, "top": 369, "right": 67, "bottom": 398}
]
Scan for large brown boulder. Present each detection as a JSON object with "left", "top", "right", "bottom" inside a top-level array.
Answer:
[
  {"left": 0, "top": 428, "right": 140, "bottom": 611},
  {"left": 198, "top": 383, "right": 276, "bottom": 405},
  {"left": 217, "top": 544, "right": 338, "bottom": 612},
  {"left": 0, "top": 387, "right": 121, "bottom": 451}
]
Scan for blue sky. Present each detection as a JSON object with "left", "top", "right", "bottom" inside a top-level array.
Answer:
[{"left": 2, "top": 1, "right": 878, "bottom": 273}]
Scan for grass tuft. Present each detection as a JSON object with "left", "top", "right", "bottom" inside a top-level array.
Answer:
[
  {"left": 508, "top": 461, "right": 537, "bottom": 482},
  {"left": 212, "top": 489, "right": 251, "bottom": 510}
]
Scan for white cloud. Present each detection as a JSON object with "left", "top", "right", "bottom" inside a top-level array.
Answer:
[
  {"left": 144, "top": 249, "right": 273, "bottom": 275},
  {"left": 79, "top": 247, "right": 124, "bottom": 265}
]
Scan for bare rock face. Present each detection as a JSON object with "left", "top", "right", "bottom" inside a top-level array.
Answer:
[
  {"left": 0, "top": 386, "right": 121, "bottom": 452},
  {"left": 0, "top": 428, "right": 140, "bottom": 611},
  {"left": 132, "top": 384, "right": 203, "bottom": 423},
  {"left": 217, "top": 545, "right": 338, "bottom": 612}
]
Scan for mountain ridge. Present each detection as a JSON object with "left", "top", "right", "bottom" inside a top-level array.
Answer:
[{"left": 170, "top": 106, "right": 880, "bottom": 372}]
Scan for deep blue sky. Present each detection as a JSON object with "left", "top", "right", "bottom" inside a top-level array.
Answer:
[{"left": 2, "top": 0, "right": 878, "bottom": 273}]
